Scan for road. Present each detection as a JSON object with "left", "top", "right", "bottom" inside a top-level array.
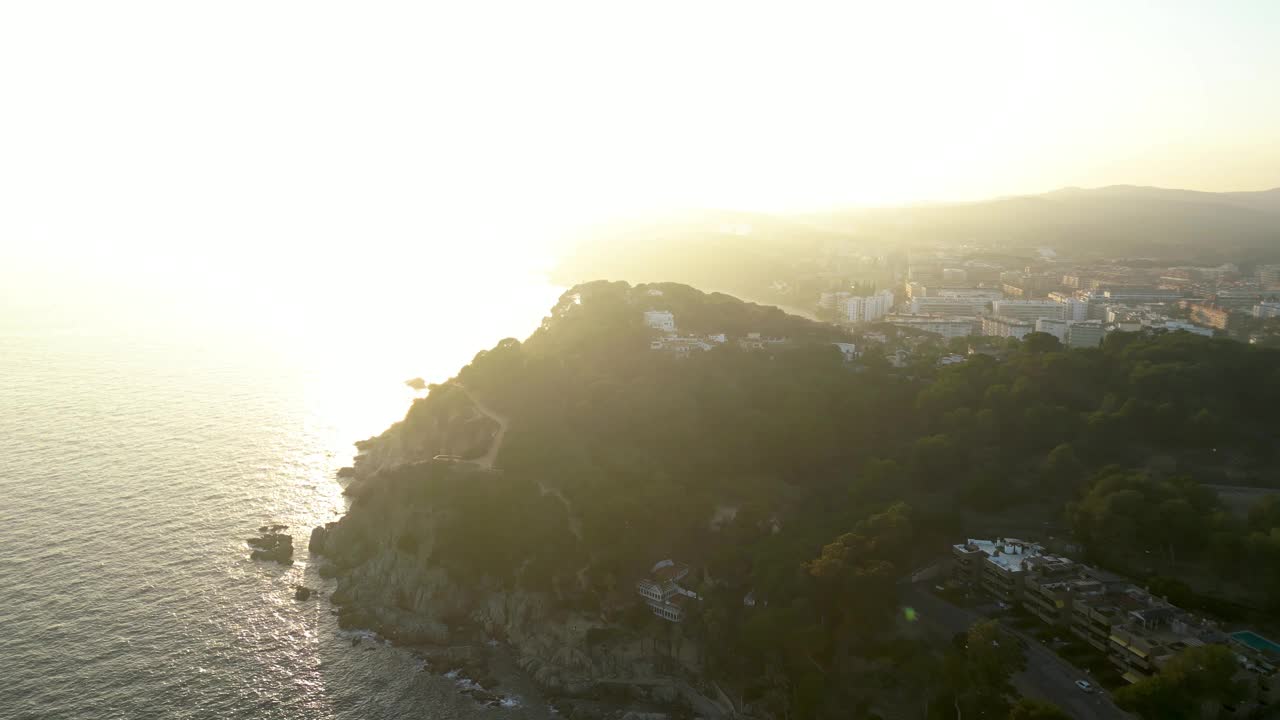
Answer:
[{"left": 901, "top": 582, "right": 1131, "bottom": 720}]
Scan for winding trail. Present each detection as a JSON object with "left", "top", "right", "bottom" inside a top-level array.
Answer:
[
  {"left": 455, "top": 384, "right": 508, "bottom": 470},
  {"left": 455, "top": 384, "right": 583, "bottom": 543}
]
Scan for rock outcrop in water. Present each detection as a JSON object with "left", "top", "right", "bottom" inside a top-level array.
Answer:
[{"left": 247, "top": 531, "right": 293, "bottom": 565}]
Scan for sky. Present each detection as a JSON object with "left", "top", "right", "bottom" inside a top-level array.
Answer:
[{"left": 2, "top": 1, "right": 1278, "bottom": 327}]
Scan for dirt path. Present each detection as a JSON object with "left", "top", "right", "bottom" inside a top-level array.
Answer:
[
  {"left": 455, "top": 384, "right": 583, "bottom": 543},
  {"left": 455, "top": 385, "right": 508, "bottom": 470}
]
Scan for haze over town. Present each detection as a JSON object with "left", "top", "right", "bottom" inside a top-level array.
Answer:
[{"left": 4, "top": 3, "right": 1280, "bottom": 720}]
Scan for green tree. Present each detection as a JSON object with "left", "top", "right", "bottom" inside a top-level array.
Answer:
[
  {"left": 940, "top": 620, "right": 1025, "bottom": 718},
  {"left": 1115, "top": 644, "right": 1245, "bottom": 719},
  {"left": 1008, "top": 698, "right": 1071, "bottom": 720},
  {"left": 1247, "top": 494, "right": 1280, "bottom": 533},
  {"left": 1021, "top": 331, "right": 1063, "bottom": 354},
  {"left": 1040, "top": 443, "right": 1085, "bottom": 492}
]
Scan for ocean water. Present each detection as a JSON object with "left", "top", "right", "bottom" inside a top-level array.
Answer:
[{"left": 0, "top": 277, "right": 563, "bottom": 719}]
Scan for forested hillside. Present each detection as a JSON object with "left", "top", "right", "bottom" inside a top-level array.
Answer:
[{"left": 340, "top": 281, "right": 1280, "bottom": 719}]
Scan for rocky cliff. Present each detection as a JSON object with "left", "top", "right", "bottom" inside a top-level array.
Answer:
[
  {"left": 310, "top": 466, "right": 698, "bottom": 707},
  {"left": 343, "top": 384, "right": 498, "bottom": 492}
]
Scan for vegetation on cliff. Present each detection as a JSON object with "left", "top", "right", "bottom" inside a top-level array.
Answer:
[{"left": 329, "top": 280, "right": 1280, "bottom": 719}]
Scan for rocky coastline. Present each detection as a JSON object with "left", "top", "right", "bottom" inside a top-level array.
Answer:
[
  {"left": 309, "top": 464, "right": 727, "bottom": 718},
  {"left": 304, "top": 373, "right": 738, "bottom": 719},
  {"left": 311, "top": 517, "right": 702, "bottom": 720}
]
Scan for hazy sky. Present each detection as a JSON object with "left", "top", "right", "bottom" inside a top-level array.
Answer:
[{"left": 3, "top": 1, "right": 1278, "bottom": 319}]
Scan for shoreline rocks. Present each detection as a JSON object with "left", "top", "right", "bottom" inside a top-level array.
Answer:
[
  {"left": 309, "top": 523, "right": 337, "bottom": 555},
  {"left": 247, "top": 531, "right": 293, "bottom": 565}
]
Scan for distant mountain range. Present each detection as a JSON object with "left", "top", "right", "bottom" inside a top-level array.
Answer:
[
  {"left": 809, "top": 185, "right": 1280, "bottom": 261},
  {"left": 553, "top": 186, "right": 1280, "bottom": 301}
]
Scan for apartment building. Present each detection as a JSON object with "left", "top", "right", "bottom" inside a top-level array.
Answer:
[
  {"left": 1253, "top": 301, "right": 1280, "bottom": 319},
  {"left": 886, "top": 315, "right": 978, "bottom": 339},
  {"left": 1102, "top": 288, "right": 1184, "bottom": 303},
  {"left": 954, "top": 537, "right": 1259, "bottom": 688},
  {"left": 991, "top": 300, "right": 1066, "bottom": 322},
  {"left": 981, "top": 314, "right": 1034, "bottom": 340},
  {"left": 841, "top": 289, "right": 895, "bottom": 324},
  {"left": 1066, "top": 320, "right": 1106, "bottom": 349},
  {"left": 950, "top": 538, "right": 1067, "bottom": 604},
  {"left": 1048, "top": 291, "right": 1089, "bottom": 321},
  {"left": 910, "top": 296, "right": 991, "bottom": 317}
]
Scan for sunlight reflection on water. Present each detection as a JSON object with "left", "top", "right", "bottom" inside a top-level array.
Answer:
[{"left": 0, "top": 272, "right": 562, "bottom": 719}]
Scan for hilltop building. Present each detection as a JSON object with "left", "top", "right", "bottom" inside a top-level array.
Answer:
[
  {"left": 636, "top": 559, "right": 699, "bottom": 622},
  {"left": 643, "top": 310, "right": 676, "bottom": 332}
]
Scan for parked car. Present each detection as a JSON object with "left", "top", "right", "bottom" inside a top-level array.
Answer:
[{"left": 1075, "top": 680, "right": 1094, "bottom": 693}]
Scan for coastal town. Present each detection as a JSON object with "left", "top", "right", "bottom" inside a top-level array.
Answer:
[
  {"left": 804, "top": 250, "right": 1280, "bottom": 347},
  {"left": 635, "top": 251, "right": 1280, "bottom": 377}
]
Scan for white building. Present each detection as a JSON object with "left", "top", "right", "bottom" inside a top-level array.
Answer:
[
  {"left": 904, "top": 281, "right": 929, "bottom": 300},
  {"left": 832, "top": 342, "right": 858, "bottom": 361},
  {"left": 909, "top": 296, "right": 991, "bottom": 317},
  {"left": 1036, "top": 318, "right": 1109, "bottom": 348},
  {"left": 650, "top": 336, "right": 714, "bottom": 356},
  {"left": 886, "top": 315, "right": 978, "bottom": 339},
  {"left": 1048, "top": 292, "right": 1089, "bottom": 321},
  {"left": 1253, "top": 301, "right": 1280, "bottom": 319},
  {"left": 1158, "top": 320, "right": 1214, "bottom": 337},
  {"left": 982, "top": 315, "right": 1035, "bottom": 339},
  {"left": 818, "top": 291, "right": 848, "bottom": 309},
  {"left": 643, "top": 310, "right": 675, "bottom": 332},
  {"left": 1065, "top": 320, "right": 1106, "bottom": 349},
  {"left": 841, "top": 289, "right": 895, "bottom": 324},
  {"left": 636, "top": 560, "right": 699, "bottom": 623},
  {"left": 1035, "top": 318, "right": 1069, "bottom": 343},
  {"left": 938, "top": 288, "right": 1003, "bottom": 300},
  {"left": 1034, "top": 318, "right": 1106, "bottom": 348},
  {"left": 991, "top": 300, "right": 1065, "bottom": 323}
]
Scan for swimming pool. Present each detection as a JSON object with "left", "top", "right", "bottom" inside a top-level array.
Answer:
[{"left": 1231, "top": 631, "right": 1280, "bottom": 656}]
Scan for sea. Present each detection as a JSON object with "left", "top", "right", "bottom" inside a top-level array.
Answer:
[{"left": 0, "top": 273, "right": 564, "bottom": 719}]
